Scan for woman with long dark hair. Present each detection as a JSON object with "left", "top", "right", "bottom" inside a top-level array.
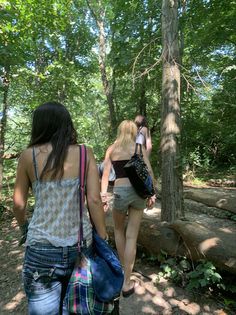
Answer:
[
  {"left": 13, "top": 101, "right": 107, "bottom": 314},
  {"left": 134, "top": 115, "right": 152, "bottom": 157}
]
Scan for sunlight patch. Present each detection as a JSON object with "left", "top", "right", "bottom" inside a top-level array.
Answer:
[
  {"left": 148, "top": 273, "right": 159, "bottom": 282},
  {"left": 153, "top": 295, "right": 170, "bottom": 308},
  {"left": 164, "top": 286, "right": 176, "bottom": 297},
  {"left": 142, "top": 305, "right": 159, "bottom": 314},
  {"left": 219, "top": 227, "right": 233, "bottom": 233},
  {"left": 199, "top": 237, "right": 219, "bottom": 252},
  {"left": 216, "top": 199, "right": 227, "bottom": 208},
  {"left": 4, "top": 291, "right": 25, "bottom": 311},
  {"left": 169, "top": 298, "right": 200, "bottom": 314},
  {"left": 9, "top": 250, "right": 22, "bottom": 255},
  {"left": 16, "top": 264, "right": 23, "bottom": 271}
]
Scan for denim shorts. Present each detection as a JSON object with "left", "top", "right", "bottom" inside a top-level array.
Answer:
[
  {"left": 23, "top": 243, "right": 92, "bottom": 315},
  {"left": 113, "top": 186, "right": 146, "bottom": 213}
]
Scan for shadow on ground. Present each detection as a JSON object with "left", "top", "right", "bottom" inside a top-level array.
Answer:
[{"left": 0, "top": 212, "right": 233, "bottom": 315}]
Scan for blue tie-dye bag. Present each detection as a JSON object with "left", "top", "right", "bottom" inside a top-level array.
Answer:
[{"left": 66, "top": 145, "right": 123, "bottom": 314}]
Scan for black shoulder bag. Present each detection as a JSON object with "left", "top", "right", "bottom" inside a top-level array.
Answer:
[{"left": 123, "top": 143, "right": 155, "bottom": 199}]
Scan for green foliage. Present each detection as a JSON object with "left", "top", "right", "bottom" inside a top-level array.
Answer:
[
  {"left": 1, "top": 0, "right": 235, "bottom": 191},
  {"left": 156, "top": 256, "right": 236, "bottom": 303},
  {"left": 186, "top": 261, "right": 222, "bottom": 291},
  {"left": 157, "top": 256, "right": 192, "bottom": 287}
]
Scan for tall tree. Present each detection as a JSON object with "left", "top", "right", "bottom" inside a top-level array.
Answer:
[
  {"left": 87, "top": 0, "right": 117, "bottom": 135},
  {"left": 0, "top": 67, "right": 10, "bottom": 198},
  {"left": 161, "top": 0, "right": 184, "bottom": 222}
]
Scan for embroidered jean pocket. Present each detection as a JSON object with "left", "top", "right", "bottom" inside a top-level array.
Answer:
[{"left": 23, "top": 266, "right": 57, "bottom": 294}]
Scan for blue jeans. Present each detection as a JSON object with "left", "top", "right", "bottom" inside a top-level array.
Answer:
[{"left": 23, "top": 243, "right": 91, "bottom": 315}]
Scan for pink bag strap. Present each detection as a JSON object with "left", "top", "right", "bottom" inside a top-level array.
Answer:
[{"left": 78, "top": 144, "right": 87, "bottom": 251}]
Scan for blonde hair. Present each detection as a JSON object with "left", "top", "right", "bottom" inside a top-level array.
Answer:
[{"left": 115, "top": 120, "right": 137, "bottom": 148}]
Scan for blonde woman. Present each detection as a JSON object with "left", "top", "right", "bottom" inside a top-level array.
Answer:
[{"left": 101, "top": 120, "right": 156, "bottom": 298}]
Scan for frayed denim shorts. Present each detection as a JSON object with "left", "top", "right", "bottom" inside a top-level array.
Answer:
[{"left": 113, "top": 186, "right": 146, "bottom": 213}]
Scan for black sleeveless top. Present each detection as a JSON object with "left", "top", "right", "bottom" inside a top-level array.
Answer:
[{"left": 112, "top": 160, "right": 129, "bottom": 179}]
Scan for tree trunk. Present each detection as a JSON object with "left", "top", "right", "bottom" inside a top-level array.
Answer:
[
  {"left": 0, "top": 67, "right": 10, "bottom": 199},
  {"left": 87, "top": 0, "right": 117, "bottom": 136},
  {"left": 98, "top": 14, "right": 117, "bottom": 135},
  {"left": 161, "top": 0, "right": 184, "bottom": 222},
  {"left": 138, "top": 80, "right": 147, "bottom": 116}
]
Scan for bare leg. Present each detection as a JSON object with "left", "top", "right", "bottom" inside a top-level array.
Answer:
[
  {"left": 122, "top": 207, "right": 143, "bottom": 291},
  {"left": 112, "top": 209, "right": 126, "bottom": 265}
]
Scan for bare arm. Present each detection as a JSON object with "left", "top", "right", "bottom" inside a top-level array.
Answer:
[
  {"left": 100, "top": 145, "right": 113, "bottom": 194},
  {"left": 144, "top": 127, "right": 152, "bottom": 157},
  {"left": 13, "top": 151, "right": 31, "bottom": 226},
  {"left": 146, "top": 133, "right": 152, "bottom": 157},
  {"left": 86, "top": 147, "right": 107, "bottom": 239}
]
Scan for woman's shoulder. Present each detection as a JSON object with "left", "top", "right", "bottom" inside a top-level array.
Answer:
[
  {"left": 105, "top": 143, "right": 116, "bottom": 155},
  {"left": 139, "top": 126, "right": 148, "bottom": 135},
  {"left": 76, "top": 144, "right": 95, "bottom": 160},
  {"left": 19, "top": 148, "right": 32, "bottom": 160},
  {"left": 85, "top": 145, "right": 94, "bottom": 157},
  {"left": 111, "top": 142, "right": 135, "bottom": 160},
  {"left": 18, "top": 148, "right": 33, "bottom": 169}
]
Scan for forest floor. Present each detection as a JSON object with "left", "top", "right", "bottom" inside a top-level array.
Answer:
[{"left": 0, "top": 185, "right": 235, "bottom": 315}]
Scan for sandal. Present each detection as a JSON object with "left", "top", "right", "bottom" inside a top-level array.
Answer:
[{"left": 122, "top": 280, "right": 137, "bottom": 298}]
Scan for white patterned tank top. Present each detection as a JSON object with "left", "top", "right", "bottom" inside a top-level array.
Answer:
[{"left": 25, "top": 148, "right": 92, "bottom": 247}]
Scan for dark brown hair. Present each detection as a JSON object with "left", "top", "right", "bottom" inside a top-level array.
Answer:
[
  {"left": 29, "top": 101, "right": 77, "bottom": 179},
  {"left": 134, "top": 115, "right": 150, "bottom": 136}
]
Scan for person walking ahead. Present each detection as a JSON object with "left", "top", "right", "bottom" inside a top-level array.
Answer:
[
  {"left": 101, "top": 120, "right": 156, "bottom": 298},
  {"left": 134, "top": 115, "right": 152, "bottom": 157},
  {"left": 13, "top": 101, "right": 107, "bottom": 315}
]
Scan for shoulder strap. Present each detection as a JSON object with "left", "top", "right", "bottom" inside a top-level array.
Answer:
[
  {"left": 79, "top": 144, "right": 87, "bottom": 202},
  {"left": 138, "top": 126, "right": 143, "bottom": 133},
  {"left": 78, "top": 144, "right": 87, "bottom": 249},
  {"left": 135, "top": 143, "right": 143, "bottom": 156},
  {"left": 32, "top": 147, "right": 39, "bottom": 181}
]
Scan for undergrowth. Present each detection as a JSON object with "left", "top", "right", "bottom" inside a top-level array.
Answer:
[{"left": 142, "top": 251, "right": 236, "bottom": 313}]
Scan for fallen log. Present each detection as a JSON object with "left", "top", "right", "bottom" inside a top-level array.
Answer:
[
  {"left": 184, "top": 187, "right": 236, "bottom": 214},
  {"left": 170, "top": 220, "right": 236, "bottom": 274},
  {"left": 105, "top": 212, "right": 236, "bottom": 274}
]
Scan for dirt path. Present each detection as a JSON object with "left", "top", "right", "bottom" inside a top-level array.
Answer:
[
  {"left": 120, "top": 264, "right": 228, "bottom": 315},
  {"left": 0, "top": 210, "right": 233, "bottom": 315},
  {"left": 0, "top": 214, "right": 27, "bottom": 314}
]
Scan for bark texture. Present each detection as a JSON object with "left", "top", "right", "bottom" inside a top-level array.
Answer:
[
  {"left": 184, "top": 187, "right": 236, "bottom": 214},
  {"left": 87, "top": 0, "right": 117, "bottom": 135},
  {"left": 0, "top": 67, "right": 10, "bottom": 198},
  {"left": 161, "top": 0, "right": 184, "bottom": 221}
]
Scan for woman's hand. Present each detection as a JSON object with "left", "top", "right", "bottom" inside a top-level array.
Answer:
[
  {"left": 100, "top": 193, "right": 109, "bottom": 212},
  {"left": 146, "top": 195, "right": 156, "bottom": 209}
]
